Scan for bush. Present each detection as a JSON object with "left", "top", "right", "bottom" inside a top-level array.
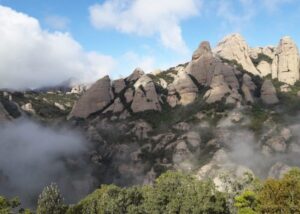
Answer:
[
  {"left": 68, "top": 171, "right": 229, "bottom": 214},
  {"left": 37, "top": 183, "right": 67, "bottom": 214},
  {"left": 251, "top": 53, "right": 273, "bottom": 66},
  {"left": 235, "top": 168, "right": 300, "bottom": 214}
]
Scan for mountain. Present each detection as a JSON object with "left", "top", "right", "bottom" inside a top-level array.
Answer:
[{"left": 1, "top": 33, "right": 300, "bottom": 207}]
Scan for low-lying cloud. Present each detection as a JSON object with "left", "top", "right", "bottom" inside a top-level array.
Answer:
[
  {"left": 0, "top": 119, "right": 96, "bottom": 206},
  {"left": 0, "top": 6, "right": 116, "bottom": 90}
]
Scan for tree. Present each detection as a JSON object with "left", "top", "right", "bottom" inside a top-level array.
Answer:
[
  {"left": 142, "top": 171, "right": 229, "bottom": 214},
  {"left": 234, "top": 190, "right": 258, "bottom": 214},
  {"left": 36, "top": 183, "right": 67, "bottom": 214},
  {"left": 258, "top": 168, "right": 300, "bottom": 213},
  {"left": 0, "top": 196, "right": 32, "bottom": 214}
]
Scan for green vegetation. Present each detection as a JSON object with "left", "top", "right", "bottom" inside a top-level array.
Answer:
[
  {"left": 37, "top": 183, "right": 68, "bottom": 214},
  {"left": 272, "top": 79, "right": 300, "bottom": 115},
  {"left": 247, "top": 104, "right": 269, "bottom": 134},
  {"left": 0, "top": 196, "right": 32, "bottom": 214},
  {"left": 251, "top": 54, "right": 273, "bottom": 66},
  {"left": 3, "top": 169, "right": 300, "bottom": 213},
  {"left": 131, "top": 88, "right": 232, "bottom": 131},
  {"left": 68, "top": 171, "right": 229, "bottom": 214},
  {"left": 235, "top": 168, "right": 300, "bottom": 214},
  {"left": 0, "top": 91, "right": 79, "bottom": 119},
  {"left": 148, "top": 66, "right": 180, "bottom": 85},
  {"left": 220, "top": 57, "right": 245, "bottom": 72}
]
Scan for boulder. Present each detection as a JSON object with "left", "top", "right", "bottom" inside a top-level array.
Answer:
[
  {"left": 54, "top": 102, "right": 65, "bottom": 111},
  {"left": 103, "top": 98, "right": 124, "bottom": 114},
  {"left": 170, "top": 71, "right": 198, "bottom": 106},
  {"left": 186, "top": 41, "right": 215, "bottom": 85},
  {"left": 280, "top": 84, "right": 291, "bottom": 92},
  {"left": 250, "top": 46, "right": 276, "bottom": 61},
  {"left": 173, "top": 122, "right": 190, "bottom": 132},
  {"left": 273, "top": 36, "right": 300, "bottom": 85},
  {"left": 126, "top": 68, "right": 145, "bottom": 83},
  {"left": 265, "top": 136, "right": 286, "bottom": 152},
  {"left": 131, "top": 75, "right": 161, "bottom": 113},
  {"left": 196, "top": 149, "right": 254, "bottom": 192},
  {"left": 260, "top": 79, "right": 279, "bottom": 105},
  {"left": 257, "top": 61, "right": 272, "bottom": 77},
  {"left": 130, "top": 120, "right": 153, "bottom": 140},
  {"left": 242, "top": 84, "right": 254, "bottom": 104},
  {"left": 21, "top": 103, "right": 35, "bottom": 114},
  {"left": 214, "top": 33, "right": 260, "bottom": 75},
  {"left": 69, "top": 76, "right": 113, "bottom": 118},
  {"left": 204, "top": 73, "right": 231, "bottom": 104},
  {"left": 0, "top": 102, "right": 11, "bottom": 122},
  {"left": 166, "top": 84, "right": 180, "bottom": 107},
  {"left": 124, "top": 88, "right": 134, "bottom": 103},
  {"left": 70, "top": 85, "right": 86, "bottom": 94},
  {"left": 112, "top": 78, "right": 126, "bottom": 94},
  {"left": 172, "top": 141, "right": 192, "bottom": 165},
  {"left": 242, "top": 74, "right": 256, "bottom": 104},
  {"left": 185, "top": 131, "right": 201, "bottom": 147},
  {"left": 268, "top": 162, "right": 291, "bottom": 179}
]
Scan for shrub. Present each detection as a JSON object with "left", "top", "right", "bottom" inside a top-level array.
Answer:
[
  {"left": 68, "top": 171, "right": 229, "bottom": 214},
  {"left": 36, "top": 183, "right": 67, "bottom": 214}
]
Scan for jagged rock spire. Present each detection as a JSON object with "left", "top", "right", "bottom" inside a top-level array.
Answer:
[
  {"left": 214, "top": 33, "right": 260, "bottom": 76},
  {"left": 272, "top": 36, "right": 300, "bottom": 85}
]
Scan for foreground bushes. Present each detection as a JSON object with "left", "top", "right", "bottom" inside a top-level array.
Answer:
[
  {"left": 67, "top": 171, "right": 229, "bottom": 214},
  {"left": 2, "top": 169, "right": 300, "bottom": 213},
  {"left": 235, "top": 168, "right": 300, "bottom": 214}
]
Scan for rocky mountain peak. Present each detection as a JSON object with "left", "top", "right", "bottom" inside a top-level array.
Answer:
[
  {"left": 273, "top": 36, "right": 300, "bottom": 85},
  {"left": 192, "top": 41, "right": 213, "bottom": 60},
  {"left": 214, "top": 33, "right": 260, "bottom": 76}
]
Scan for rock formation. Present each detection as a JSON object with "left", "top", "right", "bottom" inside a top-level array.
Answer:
[
  {"left": 168, "top": 71, "right": 198, "bottom": 106},
  {"left": 0, "top": 102, "right": 11, "bottom": 122},
  {"left": 273, "top": 36, "right": 300, "bottom": 85},
  {"left": 69, "top": 76, "right": 113, "bottom": 118},
  {"left": 260, "top": 79, "right": 279, "bottom": 105},
  {"left": 214, "top": 33, "right": 260, "bottom": 75},
  {"left": 131, "top": 75, "right": 161, "bottom": 113}
]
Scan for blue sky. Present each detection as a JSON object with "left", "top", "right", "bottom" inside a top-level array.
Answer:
[{"left": 0, "top": 0, "right": 300, "bottom": 88}]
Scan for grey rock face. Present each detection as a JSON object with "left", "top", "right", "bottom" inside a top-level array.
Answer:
[
  {"left": 268, "top": 162, "right": 291, "bottom": 179},
  {"left": 273, "top": 37, "right": 300, "bottom": 85},
  {"left": 112, "top": 79, "right": 126, "bottom": 94},
  {"left": 0, "top": 102, "right": 11, "bottom": 122},
  {"left": 186, "top": 41, "right": 215, "bottom": 85},
  {"left": 69, "top": 76, "right": 113, "bottom": 118},
  {"left": 214, "top": 33, "right": 260, "bottom": 75},
  {"left": 170, "top": 71, "right": 198, "bottom": 106},
  {"left": 126, "top": 68, "right": 145, "bottom": 83},
  {"left": 260, "top": 79, "right": 279, "bottom": 105},
  {"left": 131, "top": 75, "right": 161, "bottom": 113}
]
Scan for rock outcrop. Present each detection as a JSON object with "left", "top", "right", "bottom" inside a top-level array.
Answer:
[
  {"left": 204, "top": 73, "right": 231, "bottom": 104},
  {"left": 69, "top": 76, "right": 113, "bottom": 118},
  {"left": 186, "top": 41, "right": 215, "bottom": 85},
  {"left": 0, "top": 102, "right": 11, "bottom": 122},
  {"left": 260, "top": 79, "right": 279, "bottom": 105},
  {"left": 214, "top": 34, "right": 260, "bottom": 76},
  {"left": 169, "top": 71, "right": 198, "bottom": 106},
  {"left": 272, "top": 37, "right": 300, "bottom": 85},
  {"left": 131, "top": 75, "right": 161, "bottom": 113},
  {"left": 112, "top": 79, "right": 126, "bottom": 94}
]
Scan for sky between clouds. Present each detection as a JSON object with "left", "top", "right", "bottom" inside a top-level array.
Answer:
[{"left": 0, "top": 0, "right": 300, "bottom": 89}]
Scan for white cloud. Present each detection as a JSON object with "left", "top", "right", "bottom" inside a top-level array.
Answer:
[
  {"left": 262, "top": 0, "right": 295, "bottom": 12},
  {"left": 0, "top": 6, "right": 116, "bottom": 89},
  {"left": 45, "top": 15, "right": 70, "bottom": 30},
  {"left": 89, "top": 0, "right": 202, "bottom": 53},
  {"left": 216, "top": 0, "right": 256, "bottom": 31},
  {"left": 123, "top": 51, "right": 156, "bottom": 74}
]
